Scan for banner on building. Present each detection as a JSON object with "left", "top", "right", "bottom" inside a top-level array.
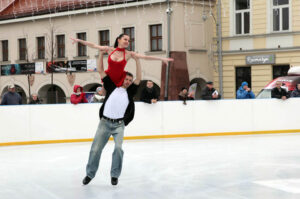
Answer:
[
  {"left": 35, "top": 62, "right": 44, "bottom": 74},
  {"left": 1, "top": 63, "right": 35, "bottom": 75},
  {"left": 69, "top": 60, "right": 87, "bottom": 71},
  {"left": 87, "top": 59, "right": 97, "bottom": 72},
  {"left": 46, "top": 60, "right": 88, "bottom": 73}
]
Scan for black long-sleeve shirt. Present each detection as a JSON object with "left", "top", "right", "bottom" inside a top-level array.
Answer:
[
  {"left": 271, "top": 87, "right": 288, "bottom": 99},
  {"left": 140, "top": 88, "right": 158, "bottom": 104},
  {"left": 201, "top": 87, "right": 221, "bottom": 100}
]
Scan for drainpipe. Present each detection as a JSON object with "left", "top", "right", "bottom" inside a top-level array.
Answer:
[
  {"left": 217, "top": 0, "right": 223, "bottom": 97},
  {"left": 27, "top": 74, "right": 31, "bottom": 103},
  {"left": 164, "top": 0, "right": 172, "bottom": 100}
]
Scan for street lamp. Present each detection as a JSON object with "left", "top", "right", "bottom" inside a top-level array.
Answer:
[{"left": 164, "top": 0, "right": 172, "bottom": 100}]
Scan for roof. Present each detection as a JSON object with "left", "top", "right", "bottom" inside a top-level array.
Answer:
[
  {"left": 0, "top": 0, "right": 14, "bottom": 12},
  {"left": 0, "top": 0, "right": 138, "bottom": 21},
  {"left": 0, "top": 0, "right": 216, "bottom": 21}
]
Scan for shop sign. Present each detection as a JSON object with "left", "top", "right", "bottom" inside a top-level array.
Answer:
[{"left": 246, "top": 54, "right": 275, "bottom": 65}]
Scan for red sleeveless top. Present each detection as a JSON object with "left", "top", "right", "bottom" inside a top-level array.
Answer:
[{"left": 105, "top": 48, "right": 127, "bottom": 87}]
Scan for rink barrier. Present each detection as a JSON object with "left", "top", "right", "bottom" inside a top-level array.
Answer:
[{"left": 0, "top": 99, "right": 300, "bottom": 147}]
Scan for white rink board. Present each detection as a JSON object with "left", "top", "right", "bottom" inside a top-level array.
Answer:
[{"left": 0, "top": 99, "right": 300, "bottom": 143}]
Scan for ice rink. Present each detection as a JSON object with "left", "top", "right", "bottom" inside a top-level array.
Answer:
[{"left": 1, "top": 133, "right": 300, "bottom": 199}]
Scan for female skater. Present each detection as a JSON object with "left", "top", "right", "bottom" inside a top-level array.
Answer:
[{"left": 71, "top": 34, "right": 173, "bottom": 87}]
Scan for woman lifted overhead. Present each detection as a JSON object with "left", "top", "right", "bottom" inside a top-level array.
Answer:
[{"left": 71, "top": 34, "right": 173, "bottom": 87}]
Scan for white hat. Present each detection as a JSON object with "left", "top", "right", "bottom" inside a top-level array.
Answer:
[
  {"left": 96, "top": 86, "right": 102, "bottom": 92},
  {"left": 8, "top": 84, "right": 15, "bottom": 89}
]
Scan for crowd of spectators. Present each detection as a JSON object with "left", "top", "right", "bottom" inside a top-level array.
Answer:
[{"left": 1, "top": 81, "right": 300, "bottom": 106}]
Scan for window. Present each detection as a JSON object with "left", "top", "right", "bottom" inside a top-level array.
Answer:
[
  {"left": 272, "top": 0, "right": 290, "bottom": 31},
  {"left": 1, "top": 40, "right": 8, "bottom": 61},
  {"left": 235, "top": 0, "right": 250, "bottom": 35},
  {"left": 273, "top": 65, "right": 289, "bottom": 79},
  {"left": 77, "top": 33, "right": 86, "bottom": 56},
  {"left": 235, "top": 67, "right": 251, "bottom": 92},
  {"left": 99, "top": 30, "right": 110, "bottom": 46},
  {"left": 19, "top": 38, "right": 27, "bottom": 60},
  {"left": 57, "top": 35, "right": 65, "bottom": 58},
  {"left": 150, "top": 24, "right": 162, "bottom": 51},
  {"left": 123, "top": 27, "right": 135, "bottom": 51},
  {"left": 37, "top": 37, "right": 45, "bottom": 59}
]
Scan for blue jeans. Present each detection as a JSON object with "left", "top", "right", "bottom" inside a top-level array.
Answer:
[{"left": 86, "top": 118, "right": 125, "bottom": 179}]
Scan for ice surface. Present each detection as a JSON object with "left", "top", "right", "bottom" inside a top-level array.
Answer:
[{"left": 1, "top": 133, "right": 300, "bottom": 199}]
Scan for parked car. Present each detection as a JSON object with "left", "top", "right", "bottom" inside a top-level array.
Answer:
[{"left": 256, "top": 67, "right": 300, "bottom": 99}]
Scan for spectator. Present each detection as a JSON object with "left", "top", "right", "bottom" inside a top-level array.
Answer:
[
  {"left": 92, "top": 86, "right": 105, "bottom": 103},
  {"left": 178, "top": 87, "right": 194, "bottom": 105},
  {"left": 290, "top": 83, "right": 300, "bottom": 98},
  {"left": 140, "top": 80, "right": 159, "bottom": 104},
  {"left": 236, "top": 82, "right": 255, "bottom": 99},
  {"left": 1, "top": 84, "right": 22, "bottom": 105},
  {"left": 70, "top": 85, "right": 88, "bottom": 105},
  {"left": 271, "top": 81, "right": 288, "bottom": 100},
  {"left": 29, "top": 93, "right": 42, "bottom": 104},
  {"left": 201, "top": 81, "right": 221, "bottom": 100}
]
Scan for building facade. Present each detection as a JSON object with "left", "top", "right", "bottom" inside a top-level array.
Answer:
[
  {"left": 0, "top": 0, "right": 216, "bottom": 103},
  {"left": 214, "top": 0, "right": 300, "bottom": 98}
]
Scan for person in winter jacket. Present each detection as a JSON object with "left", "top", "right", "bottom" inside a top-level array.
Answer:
[
  {"left": 29, "top": 93, "right": 42, "bottom": 104},
  {"left": 201, "top": 81, "right": 221, "bottom": 100},
  {"left": 1, "top": 84, "right": 22, "bottom": 105},
  {"left": 140, "top": 80, "right": 159, "bottom": 104},
  {"left": 290, "top": 83, "right": 300, "bottom": 98},
  {"left": 70, "top": 85, "right": 88, "bottom": 104},
  {"left": 92, "top": 86, "right": 105, "bottom": 103},
  {"left": 236, "top": 81, "right": 255, "bottom": 99},
  {"left": 271, "top": 81, "right": 288, "bottom": 100}
]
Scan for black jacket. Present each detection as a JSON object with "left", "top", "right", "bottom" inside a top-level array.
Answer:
[
  {"left": 290, "top": 86, "right": 300, "bottom": 98},
  {"left": 140, "top": 88, "right": 158, "bottom": 104},
  {"left": 271, "top": 87, "right": 288, "bottom": 99},
  {"left": 99, "top": 75, "right": 139, "bottom": 126},
  {"left": 201, "top": 87, "right": 221, "bottom": 100},
  {"left": 29, "top": 98, "right": 42, "bottom": 104}
]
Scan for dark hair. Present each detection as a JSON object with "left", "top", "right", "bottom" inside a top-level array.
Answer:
[
  {"left": 114, "top": 33, "right": 129, "bottom": 48},
  {"left": 126, "top": 72, "right": 133, "bottom": 78},
  {"left": 181, "top": 87, "right": 188, "bottom": 91}
]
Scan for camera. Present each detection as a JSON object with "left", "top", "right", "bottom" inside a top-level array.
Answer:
[{"left": 166, "top": 8, "right": 173, "bottom": 14}]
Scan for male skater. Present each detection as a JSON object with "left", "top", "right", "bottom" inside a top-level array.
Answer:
[{"left": 83, "top": 51, "right": 141, "bottom": 186}]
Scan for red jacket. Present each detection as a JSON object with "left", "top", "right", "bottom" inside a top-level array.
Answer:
[{"left": 70, "top": 85, "right": 88, "bottom": 104}]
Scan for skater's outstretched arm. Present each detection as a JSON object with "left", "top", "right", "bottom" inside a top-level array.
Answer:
[
  {"left": 129, "top": 51, "right": 173, "bottom": 65},
  {"left": 97, "top": 51, "right": 107, "bottom": 79},
  {"left": 70, "top": 37, "right": 114, "bottom": 53}
]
